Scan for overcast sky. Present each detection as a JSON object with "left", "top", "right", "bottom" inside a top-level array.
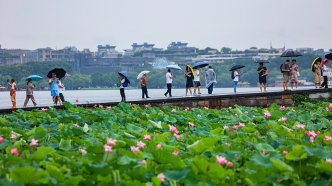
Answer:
[{"left": 1, "top": 0, "right": 331, "bottom": 52}]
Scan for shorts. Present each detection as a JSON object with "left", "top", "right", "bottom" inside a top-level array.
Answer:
[
  {"left": 283, "top": 75, "right": 290, "bottom": 83},
  {"left": 10, "top": 94, "right": 16, "bottom": 102},
  {"left": 194, "top": 81, "right": 201, "bottom": 88},
  {"left": 259, "top": 77, "right": 266, "bottom": 84},
  {"left": 51, "top": 90, "right": 59, "bottom": 97}
]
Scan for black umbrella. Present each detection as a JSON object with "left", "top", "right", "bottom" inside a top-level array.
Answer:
[
  {"left": 255, "top": 60, "right": 271, "bottom": 63},
  {"left": 325, "top": 53, "right": 332, "bottom": 60},
  {"left": 229, "top": 65, "right": 245, "bottom": 71},
  {"left": 47, "top": 68, "right": 67, "bottom": 79},
  {"left": 280, "top": 49, "right": 302, "bottom": 58}
]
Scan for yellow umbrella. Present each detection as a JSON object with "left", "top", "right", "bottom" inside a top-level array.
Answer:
[
  {"left": 186, "top": 65, "right": 195, "bottom": 76},
  {"left": 311, "top": 57, "right": 322, "bottom": 71}
]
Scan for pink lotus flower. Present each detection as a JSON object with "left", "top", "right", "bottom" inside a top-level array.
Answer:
[
  {"left": 281, "top": 117, "right": 287, "bottom": 122},
  {"left": 137, "top": 141, "right": 146, "bottom": 149},
  {"left": 189, "top": 122, "right": 195, "bottom": 127},
  {"left": 264, "top": 112, "right": 271, "bottom": 118},
  {"left": 171, "top": 109, "right": 176, "bottom": 113},
  {"left": 173, "top": 129, "right": 180, "bottom": 134},
  {"left": 104, "top": 144, "right": 113, "bottom": 153},
  {"left": 227, "top": 161, "right": 233, "bottom": 168},
  {"left": 232, "top": 125, "right": 238, "bottom": 130},
  {"left": 148, "top": 103, "right": 151, "bottom": 106},
  {"left": 10, "top": 134, "right": 17, "bottom": 139},
  {"left": 262, "top": 151, "right": 268, "bottom": 155},
  {"left": 156, "top": 143, "right": 162, "bottom": 149},
  {"left": 283, "top": 150, "right": 288, "bottom": 155},
  {"left": 29, "top": 138, "right": 39, "bottom": 146},
  {"left": 204, "top": 106, "right": 209, "bottom": 110},
  {"left": 172, "top": 150, "right": 179, "bottom": 156},
  {"left": 226, "top": 110, "right": 229, "bottom": 112},
  {"left": 238, "top": 123, "right": 245, "bottom": 127},
  {"left": 326, "top": 158, "right": 332, "bottom": 164},
  {"left": 324, "top": 135, "right": 332, "bottom": 142},
  {"left": 41, "top": 108, "right": 48, "bottom": 112},
  {"left": 308, "top": 130, "right": 317, "bottom": 138},
  {"left": 73, "top": 124, "right": 79, "bottom": 127},
  {"left": 255, "top": 131, "right": 259, "bottom": 135},
  {"left": 140, "top": 160, "right": 147, "bottom": 165},
  {"left": 79, "top": 149, "right": 87, "bottom": 155},
  {"left": 99, "top": 105, "right": 103, "bottom": 108},
  {"left": 329, "top": 103, "right": 332, "bottom": 108},
  {"left": 173, "top": 133, "right": 181, "bottom": 140},
  {"left": 94, "top": 104, "right": 97, "bottom": 107},
  {"left": 304, "top": 131, "right": 309, "bottom": 136},
  {"left": 10, "top": 148, "right": 19, "bottom": 156},
  {"left": 0, "top": 136, "right": 3, "bottom": 143},
  {"left": 326, "top": 107, "right": 330, "bottom": 112},
  {"left": 107, "top": 106, "right": 112, "bottom": 109},
  {"left": 309, "top": 136, "right": 314, "bottom": 143},
  {"left": 157, "top": 173, "right": 166, "bottom": 182},
  {"left": 279, "top": 106, "right": 286, "bottom": 111},
  {"left": 145, "top": 105, "right": 149, "bottom": 108},
  {"left": 230, "top": 131, "right": 233, "bottom": 136},
  {"left": 130, "top": 146, "right": 140, "bottom": 154},
  {"left": 234, "top": 114, "right": 238, "bottom": 117},
  {"left": 215, "top": 155, "right": 228, "bottom": 166},
  {"left": 168, "top": 125, "right": 177, "bottom": 132},
  {"left": 291, "top": 109, "right": 295, "bottom": 112},
  {"left": 76, "top": 99, "right": 79, "bottom": 102},
  {"left": 143, "top": 134, "right": 151, "bottom": 141},
  {"left": 223, "top": 126, "right": 229, "bottom": 129},
  {"left": 288, "top": 129, "right": 291, "bottom": 132},
  {"left": 245, "top": 111, "right": 248, "bottom": 114},
  {"left": 197, "top": 114, "right": 201, "bottom": 117},
  {"left": 317, "top": 131, "right": 321, "bottom": 135},
  {"left": 224, "top": 142, "right": 230, "bottom": 146},
  {"left": 106, "top": 137, "right": 117, "bottom": 146},
  {"left": 295, "top": 124, "right": 305, "bottom": 130}
]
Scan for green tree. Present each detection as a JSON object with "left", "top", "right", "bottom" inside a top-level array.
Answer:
[
  {"left": 221, "top": 47, "right": 231, "bottom": 54},
  {"left": 90, "top": 72, "right": 104, "bottom": 87},
  {"left": 250, "top": 47, "right": 257, "bottom": 49},
  {"left": 329, "top": 49, "right": 332, "bottom": 53}
]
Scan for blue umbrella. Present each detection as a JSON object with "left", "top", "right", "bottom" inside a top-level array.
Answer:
[
  {"left": 166, "top": 65, "right": 181, "bottom": 70},
  {"left": 118, "top": 72, "right": 130, "bottom": 83},
  {"left": 192, "top": 61, "right": 209, "bottom": 69},
  {"left": 26, "top": 75, "right": 43, "bottom": 81}
]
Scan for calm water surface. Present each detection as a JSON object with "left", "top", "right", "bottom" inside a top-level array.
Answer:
[{"left": 0, "top": 86, "right": 315, "bottom": 109}]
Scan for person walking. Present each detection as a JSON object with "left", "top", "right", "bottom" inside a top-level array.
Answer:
[
  {"left": 193, "top": 66, "right": 202, "bottom": 95},
  {"left": 184, "top": 66, "right": 194, "bottom": 97},
  {"left": 281, "top": 60, "right": 291, "bottom": 91},
  {"left": 164, "top": 69, "right": 173, "bottom": 97},
  {"left": 257, "top": 63, "right": 268, "bottom": 92},
  {"left": 23, "top": 78, "right": 37, "bottom": 107},
  {"left": 7, "top": 79, "right": 17, "bottom": 109},
  {"left": 321, "top": 59, "right": 331, "bottom": 88},
  {"left": 233, "top": 68, "right": 243, "bottom": 93},
  {"left": 55, "top": 78, "right": 65, "bottom": 105},
  {"left": 118, "top": 75, "right": 126, "bottom": 101},
  {"left": 205, "top": 66, "right": 216, "bottom": 94},
  {"left": 141, "top": 73, "right": 150, "bottom": 98},
  {"left": 49, "top": 73, "right": 61, "bottom": 105},
  {"left": 314, "top": 61, "right": 323, "bottom": 88},
  {"left": 290, "top": 59, "right": 299, "bottom": 90}
]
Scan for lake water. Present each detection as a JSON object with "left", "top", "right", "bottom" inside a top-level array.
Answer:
[{"left": 0, "top": 86, "right": 315, "bottom": 109}]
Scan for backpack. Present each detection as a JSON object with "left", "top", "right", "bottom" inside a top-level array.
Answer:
[
  {"left": 231, "top": 71, "right": 235, "bottom": 79},
  {"left": 122, "top": 81, "right": 128, "bottom": 87},
  {"left": 280, "top": 64, "right": 284, "bottom": 73}
]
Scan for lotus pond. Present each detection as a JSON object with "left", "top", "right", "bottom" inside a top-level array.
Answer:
[{"left": 0, "top": 101, "right": 332, "bottom": 186}]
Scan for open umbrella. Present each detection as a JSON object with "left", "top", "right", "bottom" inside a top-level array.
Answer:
[
  {"left": 166, "top": 65, "right": 181, "bottom": 70},
  {"left": 229, "top": 65, "right": 245, "bottom": 71},
  {"left": 186, "top": 65, "right": 195, "bottom": 76},
  {"left": 255, "top": 60, "right": 271, "bottom": 63},
  {"left": 311, "top": 57, "right": 322, "bottom": 71},
  {"left": 47, "top": 68, "right": 67, "bottom": 79},
  {"left": 280, "top": 49, "right": 302, "bottom": 58},
  {"left": 321, "top": 58, "right": 329, "bottom": 66},
  {"left": 26, "top": 75, "right": 43, "bottom": 81},
  {"left": 65, "top": 73, "right": 71, "bottom": 77},
  {"left": 193, "top": 61, "right": 209, "bottom": 69},
  {"left": 137, "top": 71, "right": 150, "bottom": 80},
  {"left": 118, "top": 72, "right": 130, "bottom": 83},
  {"left": 326, "top": 53, "right": 332, "bottom": 60}
]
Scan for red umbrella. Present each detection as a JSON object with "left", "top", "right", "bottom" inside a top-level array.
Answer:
[
  {"left": 321, "top": 58, "right": 329, "bottom": 66},
  {"left": 65, "top": 73, "right": 71, "bottom": 77}
]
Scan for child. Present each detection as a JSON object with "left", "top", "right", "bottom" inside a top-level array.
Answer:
[{"left": 233, "top": 68, "right": 243, "bottom": 93}]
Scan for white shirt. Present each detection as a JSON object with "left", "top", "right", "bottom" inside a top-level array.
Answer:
[
  {"left": 166, "top": 72, "right": 172, "bottom": 84},
  {"left": 58, "top": 81, "right": 63, "bottom": 93},
  {"left": 234, "top": 71, "right": 239, "bottom": 81},
  {"left": 323, "top": 65, "right": 328, "bottom": 76},
  {"left": 194, "top": 69, "right": 200, "bottom": 81},
  {"left": 119, "top": 78, "right": 125, "bottom": 88}
]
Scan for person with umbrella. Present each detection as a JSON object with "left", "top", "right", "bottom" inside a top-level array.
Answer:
[
  {"left": 205, "top": 66, "right": 216, "bottom": 94},
  {"left": 7, "top": 78, "right": 17, "bottom": 109},
  {"left": 118, "top": 74, "right": 127, "bottom": 101},
  {"left": 281, "top": 60, "right": 291, "bottom": 91},
  {"left": 312, "top": 58, "right": 323, "bottom": 89},
  {"left": 23, "top": 78, "right": 37, "bottom": 107},
  {"left": 48, "top": 73, "right": 62, "bottom": 105},
  {"left": 257, "top": 63, "right": 268, "bottom": 92},
  {"left": 233, "top": 68, "right": 243, "bottom": 93},
  {"left": 290, "top": 59, "right": 299, "bottom": 90},
  {"left": 164, "top": 69, "right": 173, "bottom": 97},
  {"left": 55, "top": 77, "right": 65, "bottom": 105},
  {"left": 141, "top": 73, "right": 150, "bottom": 98},
  {"left": 184, "top": 65, "right": 194, "bottom": 97},
  {"left": 193, "top": 66, "right": 203, "bottom": 95},
  {"left": 321, "top": 58, "right": 331, "bottom": 89}
]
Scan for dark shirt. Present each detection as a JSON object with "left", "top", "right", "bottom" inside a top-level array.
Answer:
[
  {"left": 257, "top": 67, "right": 267, "bottom": 77},
  {"left": 282, "top": 64, "right": 290, "bottom": 76}
]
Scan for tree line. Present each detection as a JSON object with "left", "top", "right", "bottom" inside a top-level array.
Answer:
[{"left": 0, "top": 53, "right": 324, "bottom": 89}]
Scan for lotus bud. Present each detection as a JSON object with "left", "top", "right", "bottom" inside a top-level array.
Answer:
[
  {"left": 100, "top": 130, "right": 102, "bottom": 134},
  {"left": 95, "top": 139, "right": 97, "bottom": 142},
  {"left": 48, "top": 128, "right": 50, "bottom": 131},
  {"left": 206, "top": 165, "right": 210, "bottom": 171},
  {"left": 317, "top": 131, "right": 321, "bottom": 135},
  {"left": 71, "top": 146, "right": 73, "bottom": 149}
]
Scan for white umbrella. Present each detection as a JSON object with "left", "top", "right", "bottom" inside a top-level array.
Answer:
[{"left": 137, "top": 71, "right": 150, "bottom": 79}]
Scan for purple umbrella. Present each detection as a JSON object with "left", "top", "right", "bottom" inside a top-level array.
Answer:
[{"left": 65, "top": 73, "right": 71, "bottom": 77}]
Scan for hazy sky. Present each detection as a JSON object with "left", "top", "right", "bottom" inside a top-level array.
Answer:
[{"left": 1, "top": 0, "right": 331, "bottom": 52}]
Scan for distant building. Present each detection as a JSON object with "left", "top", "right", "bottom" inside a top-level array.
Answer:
[
  {"left": 270, "top": 42, "right": 285, "bottom": 53},
  {"left": 313, "top": 49, "right": 326, "bottom": 56},
  {"left": 142, "top": 53, "right": 155, "bottom": 58},
  {"left": 124, "top": 49, "right": 134, "bottom": 56},
  {"left": 296, "top": 48, "right": 314, "bottom": 54},
  {"left": 167, "top": 41, "right": 196, "bottom": 53},
  {"left": 132, "top": 43, "right": 155, "bottom": 53},
  {"left": 152, "top": 57, "right": 171, "bottom": 70},
  {"left": 97, "top": 45, "right": 121, "bottom": 57},
  {"left": 21, "top": 50, "right": 38, "bottom": 63}
]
